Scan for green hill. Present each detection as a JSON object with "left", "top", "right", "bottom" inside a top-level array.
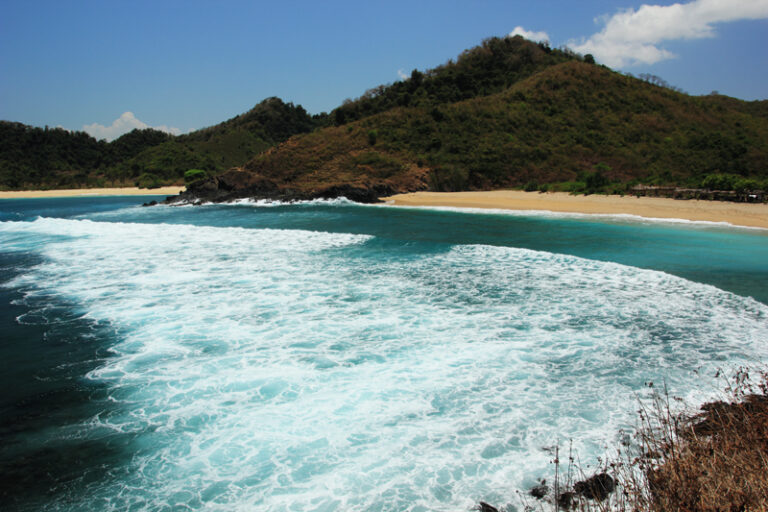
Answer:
[
  {"left": 0, "top": 123, "right": 168, "bottom": 189},
  {"left": 327, "top": 36, "right": 576, "bottom": 125},
  {"left": 109, "top": 97, "right": 320, "bottom": 187},
  {"left": 0, "top": 98, "right": 317, "bottom": 190},
  {"left": 3, "top": 35, "right": 767, "bottom": 197},
  {"left": 182, "top": 38, "right": 768, "bottom": 202}
]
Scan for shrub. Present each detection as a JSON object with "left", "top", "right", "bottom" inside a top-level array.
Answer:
[
  {"left": 523, "top": 180, "right": 539, "bottom": 192},
  {"left": 580, "top": 170, "right": 610, "bottom": 193},
  {"left": 733, "top": 178, "right": 759, "bottom": 193},
  {"left": 428, "top": 166, "right": 468, "bottom": 191},
  {"left": 183, "top": 169, "right": 208, "bottom": 184},
  {"left": 609, "top": 184, "right": 626, "bottom": 196},
  {"left": 429, "top": 107, "right": 445, "bottom": 122},
  {"left": 348, "top": 151, "right": 404, "bottom": 178},
  {"left": 701, "top": 173, "right": 737, "bottom": 190},
  {"left": 558, "top": 180, "right": 586, "bottom": 193},
  {"left": 367, "top": 129, "right": 378, "bottom": 146},
  {"left": 594, "top": 162, "right": 612, "bottom": 173},
  {"left": 136, "top": 172, "right": 162, "bottom": 189}
]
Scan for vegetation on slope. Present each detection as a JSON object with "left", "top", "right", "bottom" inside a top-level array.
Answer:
[
  {"left": 0, "top": 123, "right": 171, "bottom": 189},
  {"left": 115, "top": 97, "right": 320, "bottom": 187},
  {"left": 0, "top": 98, "right": 317, "bottom": 190},
  {"left": 328, "top": 36, "right": 579, "bottom": 125},
  {"left": 222, "top": 53, "right": 767, "bottom": 202},
  {"left": 4, "top": 35, "right": 768, "bottom": 196}
]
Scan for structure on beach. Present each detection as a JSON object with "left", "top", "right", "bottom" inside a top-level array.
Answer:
[{"left": 630, "top": 185, "right": 766, "bottom": 203}]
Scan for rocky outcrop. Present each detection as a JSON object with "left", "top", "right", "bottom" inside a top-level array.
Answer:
[
  {"left": 529, "top": 480, "right": 549, "bottom": 499},
  {"left": 167, "top": 167, "right": 419, "bottom": 205},
  {"left": 168, "top": 169, "right": 279, "bottom": 204},
  {"left": 573, "top": 472, "right": 616, "bottom": 501}
]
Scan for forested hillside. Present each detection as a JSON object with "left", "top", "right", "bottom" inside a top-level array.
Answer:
[
  {"left": 328, "top": 36, "right": 576, "bottom": 125},
  {"left": 180, "top": 37, "right": 768, "bottom": 203},
  {"left": 0, "top": 98, "right": 317, "bottom": 190},
  {"left": 3, "top": 35, "right": 767, "bottom": 198}
]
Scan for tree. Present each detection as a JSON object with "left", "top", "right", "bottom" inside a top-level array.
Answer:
[{"left": 184, "top": 169, "right": 208, "bottom": 184}]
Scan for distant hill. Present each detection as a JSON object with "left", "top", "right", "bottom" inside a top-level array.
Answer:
[
  {"left": 3, "top": 35, "right": 767, "bottom": 198},
  {"left": 181, "top": 37, "right": 768, "bottom": 202},
  {"left": 109, "top": 97, "right": 321, "bottom": 187},
  {"left": 0, "top": 123, "right": 168, "bottom": 189},
  {"left": 0, "top": 98, "right": 318, "bottom": 190}
]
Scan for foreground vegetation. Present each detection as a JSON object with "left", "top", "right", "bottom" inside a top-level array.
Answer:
[{"left": 484, "top": 368, "right": 768, "bottom": 512}]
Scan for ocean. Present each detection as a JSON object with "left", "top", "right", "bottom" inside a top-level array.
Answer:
[{"left": 1, "top": 196, "right": 767, "bottom": 511}]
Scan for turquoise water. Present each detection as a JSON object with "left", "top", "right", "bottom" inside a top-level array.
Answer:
[{"left": 1, "top": 196, "right": 767, "bottom": 511}]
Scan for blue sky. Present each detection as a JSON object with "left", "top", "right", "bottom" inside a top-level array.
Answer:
[{"left": 1, "top": 0, "right": 767, "bottom": 140}]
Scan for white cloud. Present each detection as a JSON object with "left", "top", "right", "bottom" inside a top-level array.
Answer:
[
  {"left": 509, "top": 26, "right": 550, "bottom": 43},
  {"left": 82, "top": 111, "right": 182, "bottom": 141},
  {"left": 569, "top": 0, "right": 768, "bottom": 68},
  {"left": 397, "top": 69, "right": 409, "bottom": 80}
]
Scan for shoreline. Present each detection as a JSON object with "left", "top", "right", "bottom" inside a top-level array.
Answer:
[
  {"left": 0, "top": 186, "right": 185, "bottom": 199},
  {"left": 382, "top": 190, "right": 768, "bottom": 230}
]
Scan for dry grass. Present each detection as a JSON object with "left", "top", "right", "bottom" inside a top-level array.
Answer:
[
  {"left": 630, "top": 368, "right": 768, "bottom": 512},
  {"left": 485, "top": 368, "right": 768, "bottom": 512}
]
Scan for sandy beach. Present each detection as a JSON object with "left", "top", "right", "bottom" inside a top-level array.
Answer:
[
  {"left": 0, "top": 186, "right": 185, "bottom": 199},
  {"left": 383, "top": 190, "right": 768, "bottom": 229}
]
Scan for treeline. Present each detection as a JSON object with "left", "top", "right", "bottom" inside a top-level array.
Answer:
[
  {"left": 106, "top": 97, "right": 321, "bottom": 189},
  {"left": 329, "top": 36, "right": 579, "bottom": 126},
  {"left": 0, "top": 123, "right": 173, "bottom": 189},
  {"left": 0, "top": 98, "right": 317, "bottom": 190}
]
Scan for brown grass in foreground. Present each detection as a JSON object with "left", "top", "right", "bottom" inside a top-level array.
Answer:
[
  {"left": 630, "top": 369, "right": 768, "bottom": 512},
  {"left": 486, "top": 368, "right": 768, "bottom": 512}
]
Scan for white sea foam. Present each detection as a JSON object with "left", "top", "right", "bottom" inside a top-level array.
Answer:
[
  {"left": 1, "top": 217, "right": 767, "bottom": 511},
  {"left": 226, "top": 196, "right": 358, "bottom": 207},
  {"left": 167, "top": 196, "right": 359, "bottom": 208}
]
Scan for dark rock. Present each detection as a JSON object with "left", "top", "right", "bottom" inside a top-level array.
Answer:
[
  {"left": 141, "top": 200, "right": 158, "bottom": 207},
  {"left": 574, "top": 472, "right": 616, "bottom": 501},
  {"left": 316, "top": 184, "right": 385, "bottom": 203},
  {"left": 557, "top": 491, "right": 576, "bottom": 510},
  {"left": 477, "top": 502, "right": 499, "bottom": 512},
  {"left": 164, "top": 165, "right": 415, "bottom": 206},
  {"left": 165, "top": 168, "right": 278, "bottom": 204},
  {"left": 529, "top": 482, "right": 549, "bottom": 500}
]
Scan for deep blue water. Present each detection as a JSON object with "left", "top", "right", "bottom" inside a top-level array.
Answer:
[{"left": 1, "top": 196, "right": 767, "bottom": 511}]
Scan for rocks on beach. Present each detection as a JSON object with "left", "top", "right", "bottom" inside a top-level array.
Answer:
[
  {"left": 523, "top": 472, "right": 616, "bottom": 511},
  {"left": 529, "top": 479, "right": 549, "bottom": 499},
  {"left": 574, "top": 472, "right": 616, "bottom": 501}
]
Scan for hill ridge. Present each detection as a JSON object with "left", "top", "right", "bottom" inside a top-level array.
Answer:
[
  {"left": 178, "top": 55, "right": 768, "bottom": 203},
  {"left": 2, "top": 36, "right": 767, "bottom": 198}
]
